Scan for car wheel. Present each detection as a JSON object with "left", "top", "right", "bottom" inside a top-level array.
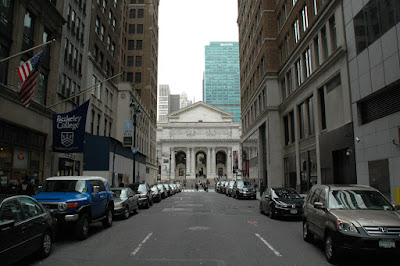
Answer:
[
  {"left": 36, "top": 230, "right": 52, "bottom": 258},
  {"left": 76, "top": 213, "right": 89, "bottom": 240},
  {"left": 259, "top": 202, "right": 264, "bottom": 214},
  {"left": 325, "top": 233, "right": 340, "bottom": 263},
  {"left": 102, "top": 208, "right": 113, "bottom": 228},
  {"left": 303, "top": 221, "right": 314, "bottom": 242},
  {"left": 123, "top": 206, "right": 130, "bottom": 219},
  {"left": 268, "top": 205, "right": 276, "bottom": 219},
  {"left": 134, "top": 205, "right": 139, "bottom": 214}
]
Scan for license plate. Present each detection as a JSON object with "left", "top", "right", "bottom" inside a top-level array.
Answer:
[
  {"left": 379, "top": 239, "right": 396, "bottom": 248},
  {"left": 290, "top": 209, "right": 297, "bottom": 214}
]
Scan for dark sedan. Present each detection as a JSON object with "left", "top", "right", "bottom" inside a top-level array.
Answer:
[
  {"left": 0, "top": 194, "right": 56, "bottom": 265},
  {"left": 151, "top": 185, "right": 162, "bottom": 203},
  {"left": 233, "top": 180, "right": 256, "bottom": 199},
  {"left": 111, "top": 188, "right": 139, "bottom": 219},
  {"left": 259, "top": 187, "right": 304, "bottom": 219}
]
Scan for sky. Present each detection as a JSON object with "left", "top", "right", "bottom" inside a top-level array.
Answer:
[{"left": 157, "top": 0, "right": 239, "bottom": 103}]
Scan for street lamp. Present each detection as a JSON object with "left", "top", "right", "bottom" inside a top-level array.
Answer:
[{"left": 130, "top": 100, "right": 141, "bottom": 183}]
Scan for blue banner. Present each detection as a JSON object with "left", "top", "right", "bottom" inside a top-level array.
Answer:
[{"left": 52, "top": 100, "right": 90, "bottom": 153}]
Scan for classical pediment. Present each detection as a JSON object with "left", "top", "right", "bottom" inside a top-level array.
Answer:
[{"left": 168, "top": 101, "right": 234, "bottom": 123}]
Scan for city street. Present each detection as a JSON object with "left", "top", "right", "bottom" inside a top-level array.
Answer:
[{"left": 26, "top": 190, "right": 394, "bottom": 266}]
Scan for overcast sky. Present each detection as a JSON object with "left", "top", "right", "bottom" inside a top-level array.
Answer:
[{"left": 157, "top": 0, "right": 239, "bottom": 103}]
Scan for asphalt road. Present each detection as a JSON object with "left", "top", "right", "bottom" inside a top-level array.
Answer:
[{"left": 28, "top": 189, "right": 395, "bottom": 266}]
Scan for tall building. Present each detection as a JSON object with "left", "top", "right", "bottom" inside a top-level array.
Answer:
[
  {"left": 0, "top": 0, "right": 64, "bottom": 185},
  {"left": 169, "top": 94, "right": 180, "bottom": 114},
  {"left": 180, "top": 92, "right": 192, "bottom": 109},
  {"left": 204, "top": 42, "right": 241, "bottom": 122},
  {"left": 344, "top": 0, "right": 400, "bottom": 202},
  {"left": 158, "top": 84, "right": 170, "bottom": 122},
  {"left": 238, "top": 0, "right": 354, "bottom": 193}
]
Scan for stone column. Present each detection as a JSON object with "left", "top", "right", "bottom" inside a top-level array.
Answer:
[
  {"left": 207, "top": 147, "right": 211, "bottom": 177},
  {"left": 186, "top": 148, "right": 191, "bottom": 175},
  {"left": 211, "top": 147, "right": 216, "bottom": 177},
  {"left": 191, "top": 148, "right": 195, "bottom": 177},
  {"left": 170, "top": 148, "right": 175, "bottom": 180},
  {"left": 227, "top": 147, "right": 232, "bottom": 179}
]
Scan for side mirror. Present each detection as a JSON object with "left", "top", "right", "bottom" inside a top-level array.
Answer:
[
  {"left": 314, "top": 202, "right": 325, "bottom": 209},
  {"left": 93, "top": 185, "right": 100, "bottom": 194}
]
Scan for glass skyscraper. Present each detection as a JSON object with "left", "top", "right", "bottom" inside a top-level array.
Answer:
[{"left": 204, "top": 42, "right": 240, "bottom": 122}]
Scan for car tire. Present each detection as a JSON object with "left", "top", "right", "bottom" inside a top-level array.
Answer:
[
  {"left": 259, "top": 202, "right": 264, "bottom": 214},
  {"left": 36, "top": 230, "right": 52, "bottom": 258},
  {"left": 134, "top": 205, "right": 139, "bottom": 214},
  {"left": 76, "top": 213, "right": 89, "bottom": 240},
  {"left": 102, "top": 208, "right": 113, "bottom": 228},
  {"left": 325, "top": 233, "right": 340, "bottom": 263},
  {"left": 268, "top": 205, "right": 275, "bottom": 219},
  {"left": 123, "top": 206, "right": 130, "bottom": 219},
  {"left": 303, "top": 221, "right": 314, "bottom": 242}
]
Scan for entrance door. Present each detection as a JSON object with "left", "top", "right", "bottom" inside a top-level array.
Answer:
[
  {"left": 368, "top": 159, "right": 391, "bottom": 200},
  {"left": 332, "top": 149, "right": 355, "bottom": 184}
]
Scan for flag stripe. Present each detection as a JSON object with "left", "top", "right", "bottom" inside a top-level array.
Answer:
[{"left": 17, "top": 51, "right": 43, "bottom": 108}]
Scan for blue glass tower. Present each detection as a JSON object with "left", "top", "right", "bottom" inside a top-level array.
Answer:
[{"left": 204, "top": 42, "right": 241, "bottom": 122}]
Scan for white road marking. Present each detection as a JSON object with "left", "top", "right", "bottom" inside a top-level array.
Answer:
[
  {"left": 255, "top": 233, "right": 282, "bottom": 257},
  {"left": 131, "top": 232, "right": 153, "bottom": 256}
]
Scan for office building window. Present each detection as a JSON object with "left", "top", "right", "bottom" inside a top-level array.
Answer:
[
  {"left": 128, "top": 40, "right": 134, "bottom": 50},
  {"left": 318, "top": 87, "right": 326, "bottom": 130},
  {"left": 136, "top": 56, "right": 142, "bottom": 67},
  {"left": 301, "top": 5, "right": 309, "bottom": 32}
]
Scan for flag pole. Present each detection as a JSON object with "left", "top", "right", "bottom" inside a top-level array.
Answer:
[
  {"left": 0, "top": 39, "right": 56, "bottom": 64},
  {"left": 46, "top": 72, "right": 124, "bottom": 109}
]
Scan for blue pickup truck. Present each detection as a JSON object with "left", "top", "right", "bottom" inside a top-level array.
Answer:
[{"left": 33, "top": 176, "right": 114, "bottom": 240}]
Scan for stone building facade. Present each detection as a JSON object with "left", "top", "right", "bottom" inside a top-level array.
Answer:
[{"left": 157, "top": 102, "right": 242, "bottom": 186}]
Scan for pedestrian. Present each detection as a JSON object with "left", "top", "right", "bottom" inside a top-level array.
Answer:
[
  {"left": 19, "top": 175, "right": 35, "bottom": 196},
  {"left": 195, "top": 183, "right": 199, "bottom": 191}
]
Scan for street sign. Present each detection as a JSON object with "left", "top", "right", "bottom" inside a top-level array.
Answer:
[
  {"left": 123, "top": 121, "right": 134, "bottom": 147},
  {"left": 131, "top": 147, "right": 138, "bottom": 154},
  {"left": 123, "top": 136, "right": 132, "bottom": 146}
]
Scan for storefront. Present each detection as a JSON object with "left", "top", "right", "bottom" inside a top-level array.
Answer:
[{"left": 0, "top": 120, "right": 46, "bottom": 187}]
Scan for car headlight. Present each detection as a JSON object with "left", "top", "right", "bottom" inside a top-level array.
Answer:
[
  {"left": 140, "top": 194, "right": 147, "bottom": 198},
  {"left": 58, "top": 202, "right": 67, "bottom": 211},
  {"left": 239, "top": 188, "right": 244, "bottom": 192},
  {"left": 114, "top": 203, "right": 123, "bottom": 208},
  {"left": 337, "top": 219, "right": 358, "bottom": 234}
]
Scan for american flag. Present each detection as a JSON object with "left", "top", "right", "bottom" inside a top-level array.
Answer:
[{"left": 17, "top": 51, "right": 43, "bottom": 107}]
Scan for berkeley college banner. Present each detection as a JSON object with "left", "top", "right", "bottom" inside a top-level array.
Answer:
[{"left": 52, "top": 100, "right": 90, "bottom": 153}]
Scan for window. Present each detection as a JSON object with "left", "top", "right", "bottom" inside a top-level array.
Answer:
[
  {"left": 129, "top": 24, "right": 135, "bottom": 34},
  {"left": 109, "top": 11, "right": 112, "bottom": 25},
  {"left": 19, "top": 197, "right": 43, "bottom": 218},
  {"left": 138, "top": 9, "right": 144, "bottom": 18},
  {"left": 127, "top": 72, "right": 133, "bottom": 82},
  {"left": 107, "top": 35, "right": 111, "bottom": 51},
  {"left": 136, "top": 40, "right": 142, "bottom": 50},
  {"left": 313, "top": 0, "right": 318, "bottom": 15},
  {"left": 111, "top": 43, "right": 115, "bottom": 57},
  {"left": 0, "top": 199, "right": 23, "bottom": 223},
  {"left": 135, "top": 56, "right": 142, "bottom": 67},
  {"left": 293, "top": 19, "right": 300, "bottom": 43},
  {"left": 329, "top": 15, "right": 337, "bottom": 50},
  {"left": 313, "top": 36, "right": 321, "bottom": 67},
  {"left": 318, "top": 87, "right": 326, "bottom": 130},
  {"left": 94, "top": 17, "right": 100, "bottom": 35},
  {"left": 128, "top": 40, "right": 134, "bottom": 50},
  {"left": 130, "top": 9, "right": 136, "bottom": 18},
  {"left": 295, "top": 58, "right": 303, "bottom": 86},
  {"left": 23, "top": 11, "right": 35, "bottom": 50},
  {"left": 102, "top": 0, "right": 107, "bottom": 14},
  {"left": 127, "top": 56, "right": 133, "bottom": 66},
  {"left": 137, "top": 24, "right": 143, "bottom": 34},
  {"left": 321, "top": 26, "right": 328, "bottom": 60},
  {"left": 135, "top": 72, "right": 142, "bottom": 83},
  {"left": 97, "top": 114, "right": 101, "bottom": 135},
  {"left": 281, "top": 78, "right": 287, "bottom": 100},
  {"left": 301, "top": 5, "right": 309, "bottom": 32},
  {"left": 286, "top": 70, "right": 293, "bottom": 95},
  {"left": 304, "top": 47, "right": 312, "bottom": 78}
]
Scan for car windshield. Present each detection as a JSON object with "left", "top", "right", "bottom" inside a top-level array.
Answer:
[
  {"left": 151, "top": 186, "right": 158, "bottom": 192},
  {"left": 236, "top": 181, "right": 251, "bottom": 188},
  {"left": 112, "top": 189, "right": 127, "bottom": 199},
  {"left": 328, "top": 190, "right": 394, "bottom": 210},
  {"left": 42, "top": 180, "right": 87, "bottom": 193},
  {"left": 157, "top": 185, "right": 164, "bottom": 190},
  {"left": 274, "top": 189, "right": 301, "bottom": 199},
  {"left": 138, "top": 184, "right": 147, "bottom": 193}
]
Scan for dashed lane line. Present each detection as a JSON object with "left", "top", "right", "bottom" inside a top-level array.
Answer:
[
  {"left": 131, "top": 232, "right": 153, "bottom": 256},
  {"left": 255, "top": 233, "right": 282, "bottom": 257}
]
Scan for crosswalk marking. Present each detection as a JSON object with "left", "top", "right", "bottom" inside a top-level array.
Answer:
[{"left": 182, "top": 189, "right": 215, "bottom": 192}]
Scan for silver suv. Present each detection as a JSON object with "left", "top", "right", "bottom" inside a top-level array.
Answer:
[{"left": 303, "top": 184, "right": 400, "bottom": 263}]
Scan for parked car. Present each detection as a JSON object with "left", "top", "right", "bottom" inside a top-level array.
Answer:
[
  {"left": 111, "top": 187, "right": 139, "bottom": 219},
  {"left": 151, "top": 185, "right": 162, "bottom": 203},
  {"left": 303, "top": 184, "right": 400, "bottom": 263},
  {"left": 0, "top": 194, "right": 56, "bottom": 265},
  {"left": 221, "top": 181, "right": 229, "bottom": 194},
  {"left": 169, "top": 183, "right": 177, "bottom": 195},
  {"left": 157, "top": 184, "right": 167, "bottom": 199},
  {"left": 33, "top": 176, "right": 114, "bottom": 240},
  {"left": 232, "top": 180, "right": 256, "bottom": 199},
  {"left": 259, "top": 187, "right": 304, "bottom": 219},
  {"left": 163, "top": 184, "right": 172, "bottom": 196},
  {"left": 135, "top": 182, "right": 153, "bottom": 208},
  {"left": 226, "top": 181, "right": 235, "bottom": 196}
]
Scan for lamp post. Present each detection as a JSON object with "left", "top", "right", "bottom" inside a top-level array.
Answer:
[{"left": 130, "top": 100, "right": 141, "bottom": 183}]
